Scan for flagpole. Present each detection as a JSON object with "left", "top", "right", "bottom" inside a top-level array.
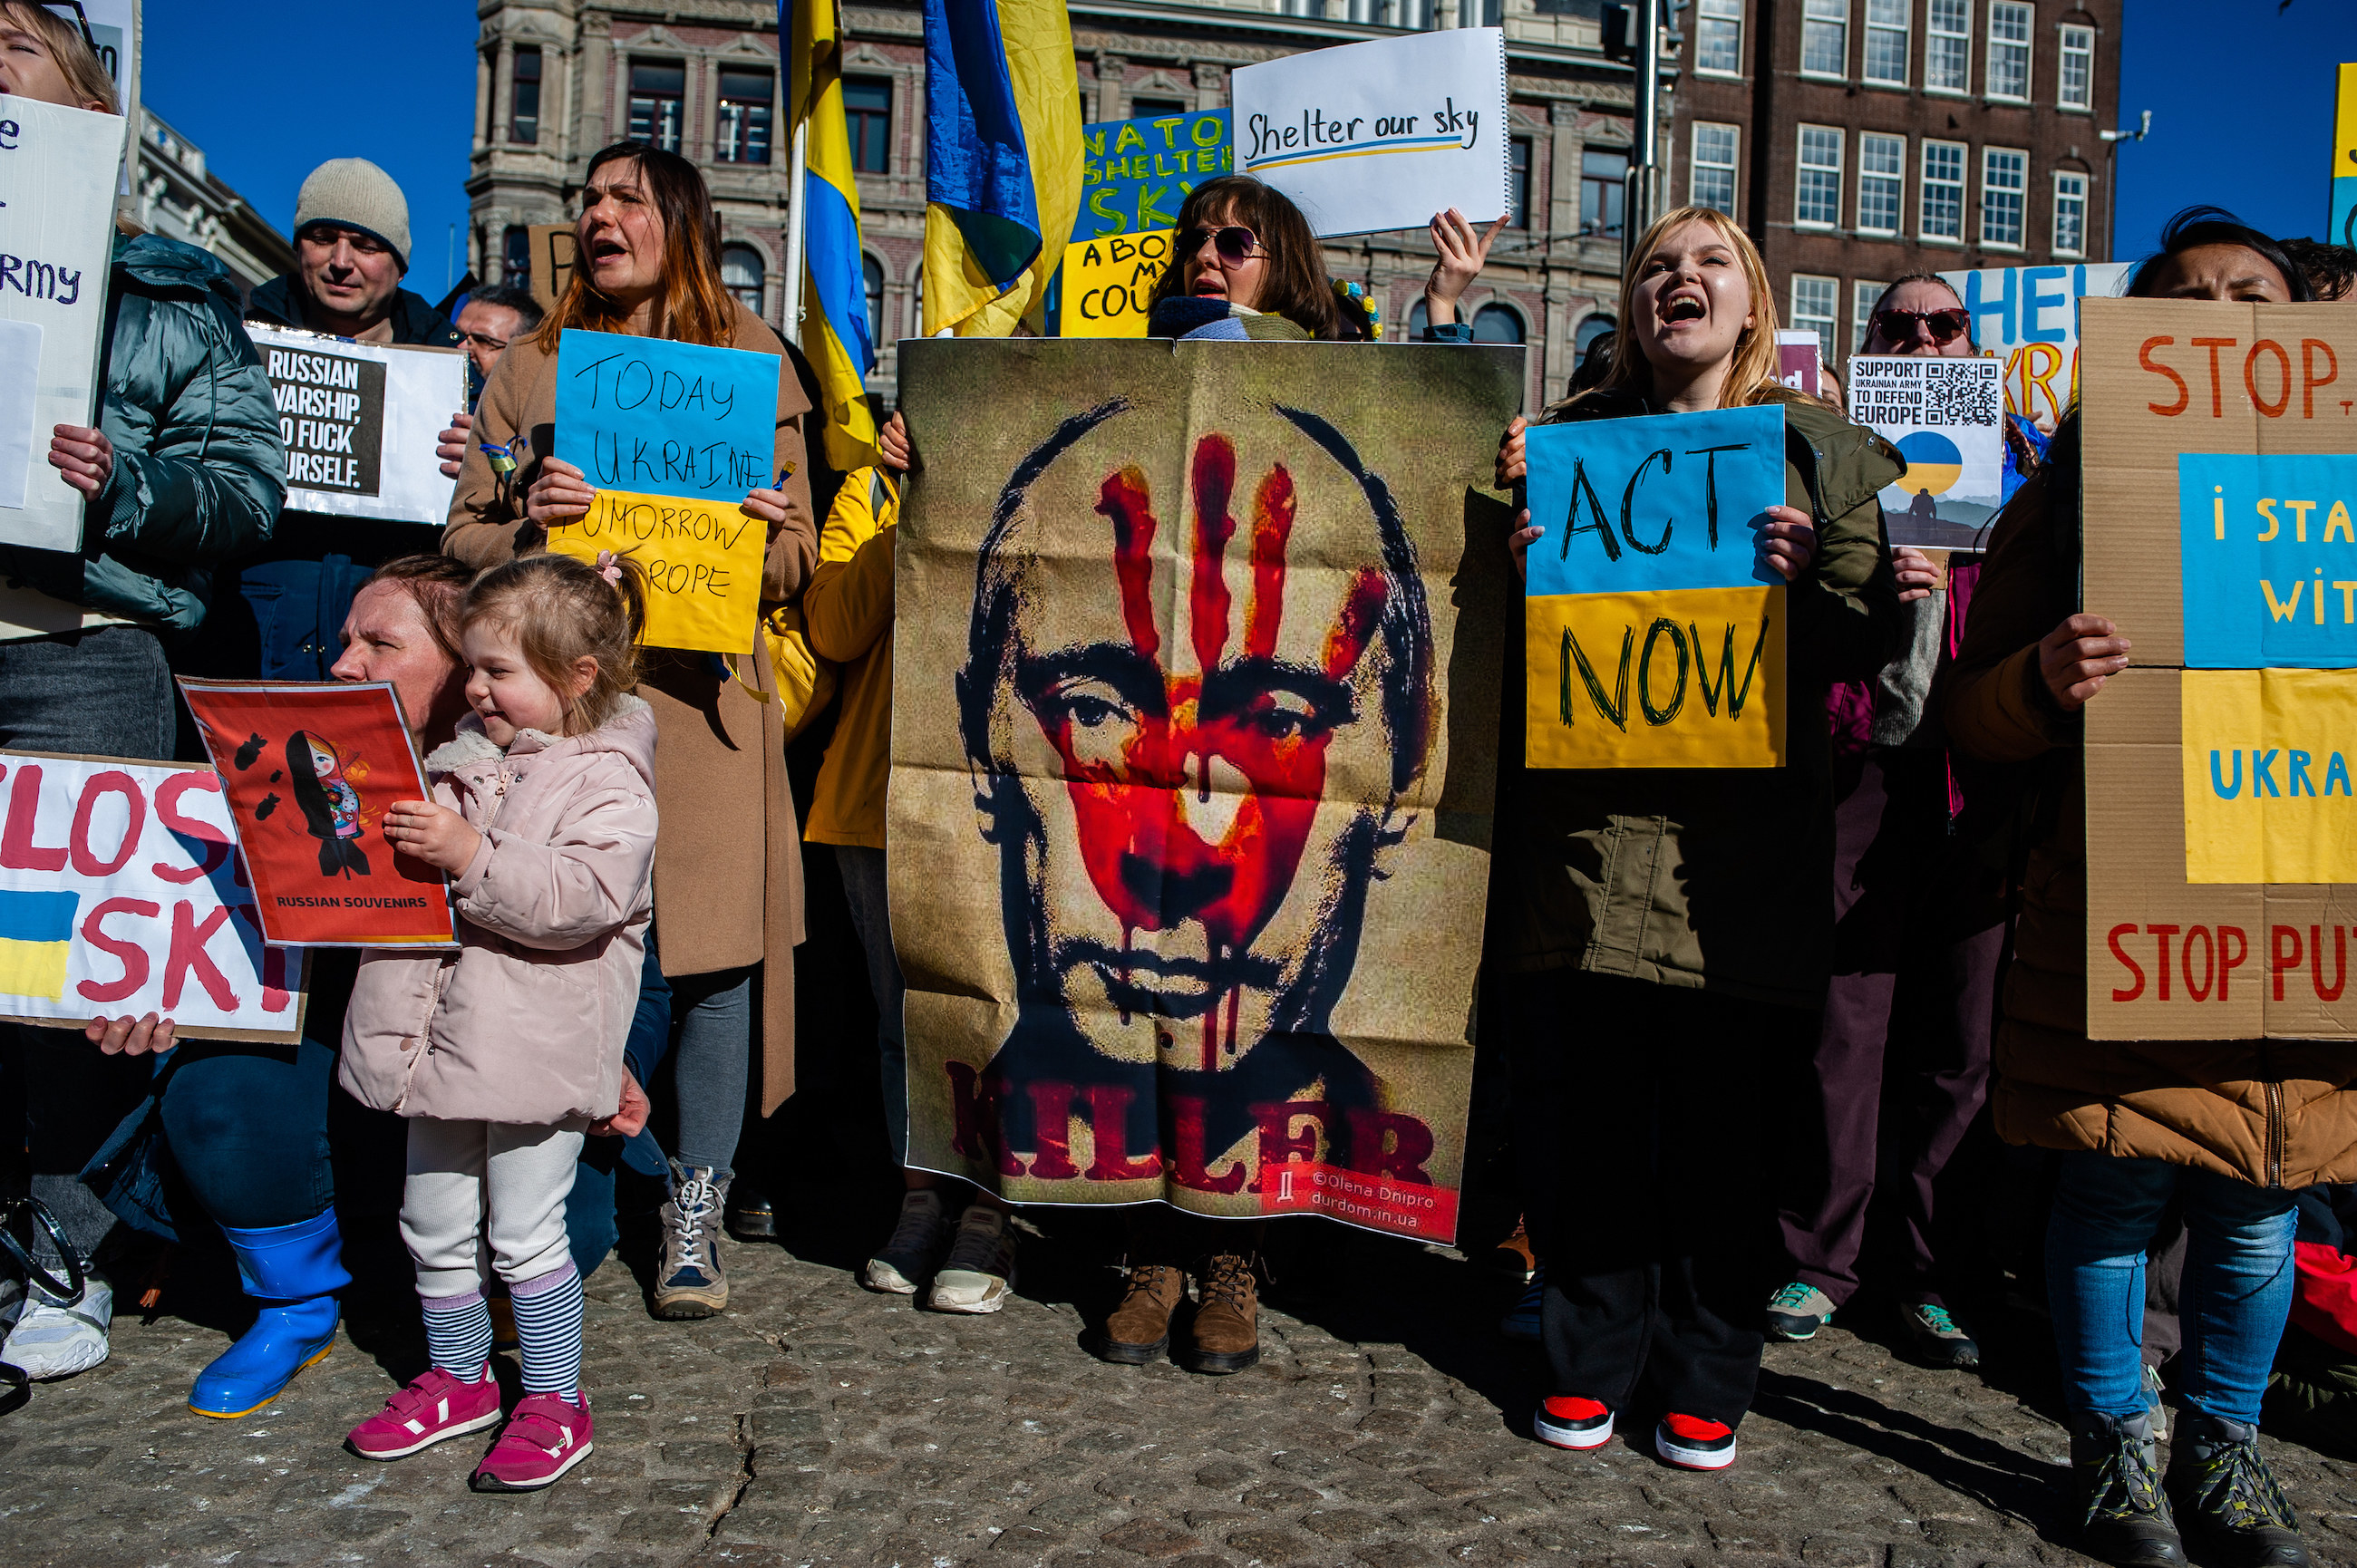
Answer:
[{"left": 784, "top": 120, "right": 810, "bottom": 349}]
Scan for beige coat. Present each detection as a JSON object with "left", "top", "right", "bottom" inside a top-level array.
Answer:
[{"left": 444, "top": 301, "right": 816, "bottom": 1112}]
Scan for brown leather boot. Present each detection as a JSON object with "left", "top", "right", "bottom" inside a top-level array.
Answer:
[
  {"left": 1093, "top": 1263, "right": 1185, "bottom": 1365},
  {"left": 1182, "top": 1253, "right": 1261, "bottom": 1375}
]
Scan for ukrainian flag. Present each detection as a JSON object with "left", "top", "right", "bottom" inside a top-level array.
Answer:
[
  {"left": 0, "top": 888, "right": 78, "bottom": 1001},
  {"left": 920, "top": 0, "right": 1082, "bottom": 336},
  {"left": 786, "top": 0, "right": 880, "bottom": 472}
]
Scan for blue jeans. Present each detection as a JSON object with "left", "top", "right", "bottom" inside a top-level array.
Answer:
[
  {"left": 162, "top": 1040, "right": 338, "bottom": 1230},
  {"left": 667, "top": 966, "right": 753, "bottom": 1176},
  {"left": 2046, "top": 1151, "right": 2297, "bottom": 1424},
  {"left": 835, "top": 846, "right": 909, "bottom": 1166}
]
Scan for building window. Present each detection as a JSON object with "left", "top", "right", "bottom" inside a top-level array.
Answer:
[
  {"left": 1801, "top": 0, "right": 1848, "bottom": 78},
  {"left": 1986, "top": 1, "right": 2032, "bottom": 101},
  {"left": 1280, "top": 0, "right": 1326, "bottom": 16},
  {"left": 1790, "top": 275, "right": 1838, "bottom": 362},
  {"left": 1581, "top": 147, "right": 1628, "bottom": 237},
  {"left": 863, "top": 255, "right": 885, "bottom": 341},
  {"left": 716, "top": 69, "right": 774, "bottom": 165},
  {"left": 1695, "top": 0, "right": 1742, "bottom": 75},
  {"left": 1690, "top": 121, "right": 1739, "bottom": 214},
  {"left": 1795, "top": 125, "right": 1843, "bottom": 227},
  {"left": 2058, "top": 23, "right": 2093, "bottom": 110},
  {"left": 1921, "top": 139, "right": 1965, "bottom": 239},
  {"left": 844, "top": 77, "right": 892, "bottom": 174},
  {"left": 1863, "top": 0, "right": 1908, "bottom": 84},
  {"left": 1851, "top": 279, "right": 1887, "bottom": 351},
  {"left": 1926, "top": 0, "right": 1971, "bottom": 92},
  {"left": 1393, "top": 0, "right": 1436, "bottom": 28},
  {"left": 627, "top": 61, "right": 685, "bottom": 153},
  {"left": 502, "top": 225, "right": 530, "bottom": 289},
  {"left": 722, "top": 244, "right": 765, "bottom": 316},
  {"left": 1130, "top": 96, "right": 1187, "bottom": 119},
  {"left": 1508, "top": 137, "right": 1532, "bottom": 227},
  {"left": 1857, "top": 131, "right": 1904, "bottom": 235},
  {"left": 509, "top": 45, "right": 541, "bottom": 144},
  {"left": 2052, "top": 169, "right": 2088, "bottom": 256},
  {"left": 1472, "top": 304, "right": 1525, "bottom": 344},
  {"left": 1981, "top": 147, "right": 2027, "bottom": 247}
]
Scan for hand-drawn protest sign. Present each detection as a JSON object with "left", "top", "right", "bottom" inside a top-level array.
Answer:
[
  {"left": 0, "top": 750, "right": 306, "bottom": 1042},
  {"left": 1231, "top": 29, "right": 1508, "bottom": 239},
  {"left": 246, "top": 325, "right": 468, "bottom": 526},
  {"left": 2333, "top": 63, "right": 2356, "bottom": 250},
  {"left": 1523, "top": 406, "right": 1788, "bottom": 769},
  {"left": 0, "top": 98, "right": 130, "bottom": 551},
  {"left": 1077, "top": 111, "right": 1230, "bottom": 239},
  {"left": 890, "top": 337, "right": 1523, "bottom": 1241},
  {"left": 525, "top": 224, "right": 578, "bottom": 315},
  {"left": 1059, "top": 230, "right": 1172, "bottom": 337},
  {"left": 179, "top": 680, "right": 454, "bottom": 948},
  {"left": 1849, "top": 355, "right": 2005, "bottom": 549},
  {"left": 1937, "top": 262, "right": 2130, "bottom": 433},
  {"left": 547, "top": 327, "right": 781, "bottom": 653},
  {"left": 2081, "top": 297, "right": 2357, "bottom": 1040}
]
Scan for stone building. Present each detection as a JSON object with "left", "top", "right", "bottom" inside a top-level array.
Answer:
[{"left": 132, "top": 109, "right": 296, "bottom": 304}]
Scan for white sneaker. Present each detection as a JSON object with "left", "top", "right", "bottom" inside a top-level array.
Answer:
[
  {"left": 0, "top": 1275, "right": 23, "bottom": 1330},
  {"left": 864, "top": 1189, "right": 952, "bottom": 1294},
  {"left": 926, "top": 1205, "right": 1017, "bottom": 1314},
  {"left": 3, "top": 1275, "right": 113, "bottom": 1380}
]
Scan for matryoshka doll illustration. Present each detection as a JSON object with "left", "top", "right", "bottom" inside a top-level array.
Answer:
[{"left": 287, "top": 731, "right": 371, "bottom": 878}]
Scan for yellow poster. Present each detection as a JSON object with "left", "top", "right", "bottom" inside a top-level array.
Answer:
[
  {"left": 1058, "top": 230, "right": 1173, "bottom": 338},
  {"left": 1524, "top": 585, "right": 1786, "bottom": 769},
  {"left": 545, "top": 489, "right": 768, "bottom": 653},
  {"left": 2182, "top": 667, "right": 2357, "bottom": 883}
]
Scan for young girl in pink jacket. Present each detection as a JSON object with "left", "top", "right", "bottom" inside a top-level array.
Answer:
[{"left": 339, "top": 551, "right": 658, "bottom": 1493}]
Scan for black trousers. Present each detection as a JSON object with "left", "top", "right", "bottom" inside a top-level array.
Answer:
[{"left": 1509, "top": 969, "right": 1783, "bottom": 1428}]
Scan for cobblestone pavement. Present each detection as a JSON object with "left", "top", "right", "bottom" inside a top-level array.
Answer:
[{"left": 7, "top": 1205, "right": 2357, "bottom": 1568}]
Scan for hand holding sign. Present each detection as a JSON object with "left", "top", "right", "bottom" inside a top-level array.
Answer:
[{"left": 46, "top": 423, "right": 112, "bottom": 498}]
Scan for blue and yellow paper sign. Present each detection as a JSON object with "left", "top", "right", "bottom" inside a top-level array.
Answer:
[
  {"left": 2182, "top": 668, "right": 2357, "bottom": 883},
  {"left": 2178, "top": 453, "right": 2357, "bottom": 668},
  {"left": 2333, "top": 63, "right": 2356, "bottom": 250},
  {"left": 1523, "top": 406, "right": 1787, "bottom": 769},
  {"left": 1076, "top": 110, "right": 1231, "bottom": 240},
  {"left": 548, "top": 328, "right": 781, "bottom": 653},
  {"left": 0, "top": 887, "right": 77, "bottom": 1002}
]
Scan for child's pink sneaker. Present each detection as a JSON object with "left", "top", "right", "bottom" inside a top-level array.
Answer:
[
  {"left": 469, "top": 1390, "right": 593, "bottom": 1491},
  {"left": 346, "top": 1365, "right": 502, "bottom": 1460}
]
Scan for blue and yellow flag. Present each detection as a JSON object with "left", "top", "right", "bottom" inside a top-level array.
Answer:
[
  {"left": 0, "top": 887, "right": 77, "bottom": 1002},
  {"left": 786, "top": 0, "right": 880, "bottom": 472},
  {"left": 920, "top": 0, "right": 1082, "bottom": 337}
]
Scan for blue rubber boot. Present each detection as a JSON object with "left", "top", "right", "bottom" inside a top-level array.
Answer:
[{"left": 189, "top": 1212, "right": 353, "bottom": 1418}]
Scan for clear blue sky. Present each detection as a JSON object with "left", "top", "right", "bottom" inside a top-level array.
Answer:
[{"left": 146, "top": 0, "right": 2354, "bottom": 295}]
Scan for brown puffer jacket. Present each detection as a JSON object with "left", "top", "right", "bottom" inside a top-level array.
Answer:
[{"left": 1944, "top": 447, "right": 2357, "bottom": 1189}]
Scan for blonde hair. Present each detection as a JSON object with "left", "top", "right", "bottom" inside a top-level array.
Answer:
[
  {"left": 461, "top": 554, "right": 646, "bottom": 735},
  {"left": 0, "top": 1, "right": 119, "bottom": 114},
  {"left": 1576, "top": 206, "right": 1782, "bottom": 412}
]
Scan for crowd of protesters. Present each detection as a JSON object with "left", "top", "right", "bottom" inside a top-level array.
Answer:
[{"left": 5, "top": 4, "right": 2357, "bottom": 1562}]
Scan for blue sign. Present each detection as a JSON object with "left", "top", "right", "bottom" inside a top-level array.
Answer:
[
  {"left": 552, "top": 328, "right": 780, "bottom": 501},
  {"left": 1076, "top": 110, "right": 1232, "bottom": 239},
  {"left": 2180, "top": 452, "right": 2357, "bottom": 668},
  {"left": 1523, "top": 406, "right": 1787, "bottom": 598}
]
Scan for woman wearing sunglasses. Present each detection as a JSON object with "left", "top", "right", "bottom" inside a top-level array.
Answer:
[{"left": 1142, "top": 175, "right": 1388, "bottom": 342}]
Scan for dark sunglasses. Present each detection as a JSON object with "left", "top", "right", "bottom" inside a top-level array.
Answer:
[
  {"left": 1177, "top": 224, "right": 1267, "bottom": 267},
  {"left": 1871, "top": 306, "right": 1971, "bottom": 345}
]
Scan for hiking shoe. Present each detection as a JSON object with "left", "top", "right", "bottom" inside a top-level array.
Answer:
[
  {"left": 2144, "top": 1363, "right": 2170, "bottom": 1442},
  {"left": 1534, "top": 1395, "right": 1613, "bottom": 1451},
  {"left": 346, "top": 1364, "right": 503, "bottom": 1460},
  {"left": 470, "top": 1391, "right": 594, "bottom": 1492},
  {"left": 1502, "top": 1265, "right": 1545, "bottom": 1341},
  {"left": 1655, "top": 1413, "right": 1738, "bottom": 1471},
  {"left": 726, "top": 1180, "right": 778, "bottom": 1241},
  {"left": 1, "top": 1275, "right": 112, "bottom": 1380},
  {"left": 1181, "top": 1252, "right": 1260, "bottom": 1375},
  {"left": 1094, "top": 1263, "right": 1185, "bottom": 1365},
  {"left": 927, "top": 1203, "right": 1017, "bottom": 1314},
  {"left": 1901, "top": 1301, "right": 1980, "bottom": 1370},
  {"left": 1492, "top": 1216, "right": 1537, "bottom": 1282},
  {"left": 653, "top": 1161, "right": 730, "bottom": 1320},
  {"left": 2071, "top": 1408, "right": 2185, "bottom": 1566},
  {"left": 1765, "top": 1281, "right": 1835, "bottom": 1341},
  {"left": 2165, "top": 1408, "right": 2309, "bottom": 1567},
  {"left": 864, "top": 1188, "right": 953, "bottom": 1295}
]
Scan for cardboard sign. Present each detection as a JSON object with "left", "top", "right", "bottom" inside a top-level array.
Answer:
[
  {"left": 1230, "top": 29, "right": 1508, "bottom": 238},
  {"left": 1077, "top": 111, "right": 1230, "bottom": 239},
  {"left": 1850, "top": 355, "right": 2005, "bottom": 549},
  {"left": 1938, "top": 262, "right": 2130, "bottom": 433},
  {"left": 0, "top": 750, "right": 306, "bottom": 1041},
  {"left": 1058, "top": 230, "right": 1172, "bottom": 337},
  {"left": 247, "top": 325, "right": 467, "bottom": 526},
  {"left": 889, "top": 337, "right": 1524, "bottom": 1241},
  {"left": 2081, "top": 297, "right": 2357, "bottom": 1039},
  {"left": 2334, "top": 63, "right": 2356, "bottom": 250},
  {"left": 0, "top": 98, "right": 130, "bottom": 551},
  {"left": 525, "top": 223, "right": 577, "bottom": 315},
  {"left": 547, "top": 327, "right": 781, "bottom": 654},
  {"left": 179, "top": 680, "right": 455, "bottom": 948},
  {"left": 1522, "top": 406, "right": 1788, "bottom": 769}
]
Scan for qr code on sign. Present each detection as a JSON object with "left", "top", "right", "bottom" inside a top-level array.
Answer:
[{"left": 1920, "top": 362, "right": 2002, "bottom": 427}]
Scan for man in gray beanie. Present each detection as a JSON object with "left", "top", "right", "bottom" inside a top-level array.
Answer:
[{"left": 246, "top": 157, "right": 462, "bottom": 349}]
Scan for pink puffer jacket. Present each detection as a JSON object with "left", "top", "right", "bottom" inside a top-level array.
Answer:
[{"left": 339, "top": 695, "right": 658, "bottom": 1125}]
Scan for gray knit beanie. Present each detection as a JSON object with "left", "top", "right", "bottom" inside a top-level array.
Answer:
[{"left": 293, "top": 158, "right": 412, "bottom": 273}]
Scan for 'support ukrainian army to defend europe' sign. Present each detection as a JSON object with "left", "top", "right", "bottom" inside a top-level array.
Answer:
[{"left": 888, "top": 338, "right": 1523, "bottom": 1241}]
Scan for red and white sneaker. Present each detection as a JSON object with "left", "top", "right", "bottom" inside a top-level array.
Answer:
[
  {"left": 1534, "top": 1395, "right": 1614, "bottom": 1451},
  {"left": 346, "top": 1364, "right": 502, "bottom": 1460},
  {"left": 1654, "top": 1413, "right": 1737, "bottom": 1470},
  {"left": 470, "top": 1390, "right": 594, "bottom": 1492}
]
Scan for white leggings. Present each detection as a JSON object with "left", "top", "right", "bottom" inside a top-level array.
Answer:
[{"left": 400, "top": 1117, "right": 586, "bottom": 1300}]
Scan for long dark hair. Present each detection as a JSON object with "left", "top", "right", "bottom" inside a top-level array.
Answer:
[
  {"left": 1859, "top": 273, "right": 1973, "bottom": 353},
  {"left": 1147, "top": 176, "right": 1346, "bottom": 340},
  {"left": 535, "top": 142, "right": 742, "bottom": 350},
  {"left": 2127, "top": 207, "right": 2316, "bottom": 302}
]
